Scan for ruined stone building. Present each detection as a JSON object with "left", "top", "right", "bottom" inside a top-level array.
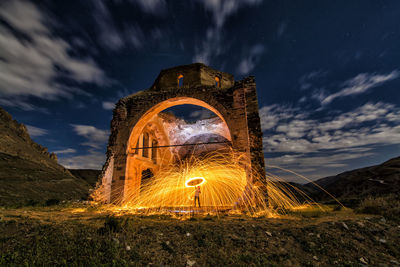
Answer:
[{"left": 99, "top": 63, "right": 265, "bottom": 203}]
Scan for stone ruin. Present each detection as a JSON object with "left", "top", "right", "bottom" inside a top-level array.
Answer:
[{"left": 98, "top": 63, "right": 265, "bottom": 203}]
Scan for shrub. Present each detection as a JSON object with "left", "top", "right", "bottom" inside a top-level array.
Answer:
[
  {"left": 26, "top": 199, "right": 39, "bottom": 206},
  {"left": 45, "top": 199, "right": 60, "bottom": 206},
  {"left": 98, "top": 216, "right": 122, "bottom": 234},
  {"left": 356, "top": 195, "right": 400, "bottom": 221}
]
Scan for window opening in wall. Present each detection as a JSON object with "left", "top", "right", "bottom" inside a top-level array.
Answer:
[
  {"left": 215, "top": 76, "right": 221, "bottom": 87},
  {"left": 142, "top": 132, "right": 149, "bottom": 157},
  {"left": 140, "top": 169, "right": 153, "bottom": 191},
  {"left": 178, "top": 74, "right": 184, "bottom": 87},
  {"left": 151, "top": 139, "right": 158, "bottom": 164}
]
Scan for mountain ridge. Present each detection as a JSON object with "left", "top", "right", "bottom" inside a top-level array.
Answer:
[
  {"left": 303, "top": 156, "right": 400, "bottom": 202},
  {"left": 0, "top": 107, "right": 91, "bottom": 206}
]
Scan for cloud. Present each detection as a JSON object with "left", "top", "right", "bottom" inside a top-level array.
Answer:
[
  {"left": 53, "top": 148, "right": 76, "bottom": 154},
  {"left": 193, "top": 0, "right": 262, "bottom": 65},
  {"left": 64, "top": 124, "right": 109, "bottom": 169},
  {"left": 193, "top": 28, "right": 223, "bottom": 65},
  {"left": 92, "top": 0, "right": 125, "bottom": 51},
  {"left": 261, "top": 102, "right": 400, "bottom": 181},
  {"left": 71, "top": 124, "right": 109, "bottom": 149},
  {"left": 259, "top": 104, "right": 301, "bottom": 130},
  {"left": 26, "top": 125, "right": 48, "bottom": 137},
  {"left": 102, "top": 101, "right": 115, "bottom": 110},
  {"left": 58, "top": 149, "right": 106, "bottom": 169},
  {"left": 189, "top": 109, "right": 215, "bottom": 120},
  {"left": 0, "top": 0, "right": 107, "bottom": 107},
  {"left": 262, "top": 102, "right": 400, "bottom": 153},
  {"left": 92, "top": 0, "right": 164, "bottom": 51},
  {"left": 321, "top": 70, "right": 399, "bottom": 105},
  {"left": 236, "top": 44, "right": 264, "bottom": 75},
  {"left": 265, "top": 150, "right": 376, "bottom": 182},
  {"left": 266, "top": 151, "right": 372, "bottom": 171},
  {"left": 200, "top": 0, "right": 262, "bottom": 28},
  {"left": 298, "top": 70, "right": 327, "bottom": 91},
  {"left": 0, "top": 98, "right": 48, "bottom": 112},
  {"left": 131, "top": 0, "right": 167, "bottom": 15}
]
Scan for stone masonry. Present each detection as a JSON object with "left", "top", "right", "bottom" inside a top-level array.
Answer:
[{"left": 98, "top": 63, "right": 265, "bottom": 203}]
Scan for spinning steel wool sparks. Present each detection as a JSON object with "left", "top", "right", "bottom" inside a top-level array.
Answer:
[
  {"left": 185, "top": 177, "right": 206, "bottom": 187},
  {"left": 91, "top": 150, "right": 328, "bottom": 217},
  {"left": 96, "top": 64, "right": 266, "bottom": 205},
  {"left": 90, "top": 64, "right": 337, "bottom": 217}
]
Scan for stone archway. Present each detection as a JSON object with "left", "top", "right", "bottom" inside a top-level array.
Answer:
[
  {"left": 125, "top": 97, "right": 232, "bottom": 157},
  {"left": 99, "top": 63, "right": 265, "bottom": 203},
  {"left": 123, "top": 98, "right": 232, "bottom": 202}
]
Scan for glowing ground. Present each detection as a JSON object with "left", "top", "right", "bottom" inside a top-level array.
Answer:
[{"left": 93, "top": 151, "right": 318, "bottom": 216}]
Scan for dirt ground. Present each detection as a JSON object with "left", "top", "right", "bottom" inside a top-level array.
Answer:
[{"left": 0, "top": 204, "right": 399, "bottom": 266}]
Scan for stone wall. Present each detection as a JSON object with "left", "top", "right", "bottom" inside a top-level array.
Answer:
[{"left": 99, "top": 63, "right": 266, "bottom": 203}]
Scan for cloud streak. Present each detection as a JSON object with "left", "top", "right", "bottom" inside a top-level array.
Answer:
[
  {"left": 53, "top": 148, "right": 77, "bottom": 154},
  {"left": 58, "top": 149, "right": 106, "bottom": 169},
  {"left": 261, "top": 102, "right": 400, "bottom": 180},
  {"left": 102, "top": 101, "right": 115, "bottom": 110},
  {"left": 261, "top": 102, "right": 400, "bottom": 153},
  {"left": 58, "top": 124, "right": 109, "bottom": 169},
  {"left": 131, "top": 0, "right": 167, "bottom": 15},
  {"left": 0, "top": 0, "right": 107, "bottom": 109},
  {"left": 26, "top": 125, "right": 48, "bottom": 137},
  {"left": 91, "top": 0, "right": 166, "bottom": 51},
  {"left": 321, "top": 70, "right": 399, "bottom": 105},
  {"left": 193, "top": 0, "right": 263, "bottom": 68},
  {"left": 237, "top": 44, "right": 264, "bottom": 75},
  {"left": 71, "top": 124, "right": 109, "bottom": 149}
]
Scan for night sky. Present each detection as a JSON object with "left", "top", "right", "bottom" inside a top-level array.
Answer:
[{"left": 1, "top": 0, "right": 399, "bottom": 182}]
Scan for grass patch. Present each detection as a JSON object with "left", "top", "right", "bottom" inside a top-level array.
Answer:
[
  {"left": 1, "top": 204, "right": 399, "bottom": 266},
  {"left": 355, "top": 194, "right": 400, "bottom": 221}
]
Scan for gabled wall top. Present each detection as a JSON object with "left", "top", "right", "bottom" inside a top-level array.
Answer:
[{"left": 150, "top": 63, "right": 234, "bottom": 91}]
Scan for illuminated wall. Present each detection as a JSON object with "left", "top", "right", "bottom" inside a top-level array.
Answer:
[{"left": 98, "top": 63, "right": 265, "bottom": 203}]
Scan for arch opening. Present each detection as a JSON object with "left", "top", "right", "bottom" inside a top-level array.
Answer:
[
  {"left": 177, "top": 74, "right": 184, "bottom": 87},
  {"left": 124, "top": 97, "right": 235, "bottom": 204},
  {"left": 95, "top": 64, "right": 267, "bottom": 214},
  {"left": 140, "top": 168, "right": 154, "bottom": 192},
  {"left": 215, "top": 76, "right": 221, "bottom": 87},
  {"left": 126, "top": 97, "right": 232, "bottom": 156}
]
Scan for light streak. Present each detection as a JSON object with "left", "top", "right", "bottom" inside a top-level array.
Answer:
[
  {"left": 91, "top": 150, "right": 342, "bottom": 217},
  {"left": 185, "top": 177, "right": 206, "bottom": 187}
]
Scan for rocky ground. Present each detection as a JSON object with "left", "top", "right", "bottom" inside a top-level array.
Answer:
[{"left": 0, "top": 203, "right": 399, "bottom": 266}]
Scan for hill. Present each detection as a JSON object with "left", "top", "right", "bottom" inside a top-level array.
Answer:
[
  {"left": 0, "top": 107, "right": 91, "bottom": 206},
  {"left": 304, "top": 156, "right": 400, "bottom": 204},
  {"left": 68, "top": 169, "right": 101, "bottom": 187}
]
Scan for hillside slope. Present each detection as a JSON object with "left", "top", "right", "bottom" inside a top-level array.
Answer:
[
  {"left": 68, "top": 169, "right": 101, "bottom": 187},
  {"left": 0, "top": 107, "right": 90, "bottom": 206},
  {"left": 305, "top": 156, "right": 400, "bottom": 202}
]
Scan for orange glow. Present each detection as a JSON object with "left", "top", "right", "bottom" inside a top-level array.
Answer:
[
  {"left": 91, "top": 150, "right": 340, "bottom": 217},
  {"left": 177, "top": 74, "right": 184, "bottom": 86},
  {"left": 123, "top": 151, "right": 251, "bottom": 211},
  {"left": 185, "top": 177, "right": 206, "bottom": 187},
  {"left": 215, "top": 76, "right": 220, "bottom": 87}
]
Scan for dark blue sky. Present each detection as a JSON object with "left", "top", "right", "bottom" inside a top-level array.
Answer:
[{"left": 1, "top": 0, "right": 399, "bottom": 182}]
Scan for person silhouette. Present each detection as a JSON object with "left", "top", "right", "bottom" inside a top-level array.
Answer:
[{"left": 194, "top": 186, "right": 201, "bottom": 207}]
